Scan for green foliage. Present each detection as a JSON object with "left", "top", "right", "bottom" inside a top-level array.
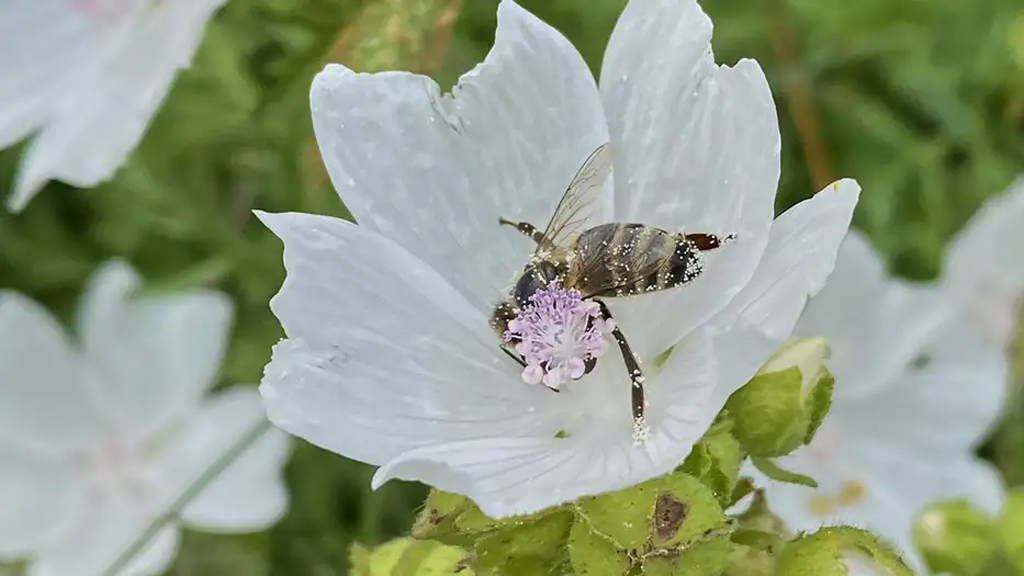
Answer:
[
  {"left": 349, "top": 538, "right": 473, "bottom": 576},
  {"left": 913, "top": 499, "right": 998, "bottom": 576},
  {"left": 2, "top": 0, "right": 1024, "bottom": 573},
  {"left": 680, "top": 419, "right": 745, "bottom": 507},
  {"left": 775, "top": 527, "right": 913, "bottom": 576},
  {"left": 998, "top": 489, "right": 1024, "bottom": 573}
]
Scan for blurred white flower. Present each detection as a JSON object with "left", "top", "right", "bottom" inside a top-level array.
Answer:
[
  {"left": 942, "top": 177, "right": 1024, "bottom": 349},
  {"left": 0, "top": 261, "right": 289, "bottom": 576},
  {"left": 258, "top": 0, "right": 858, "bottom": 518},
  {"left": 748, "top": 231, "right": 1007, "bottom": 571},
  {"left": 0, "top": 0, "right": 226, "bottom": 211}
]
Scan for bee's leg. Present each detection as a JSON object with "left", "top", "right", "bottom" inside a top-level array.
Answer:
[
  {"left": 498, "top": 217, "right": 546, "bottom": 245},
  {"left": 685, "top": 232, "right": 737, "bottom": 251},
  {"left": 500, "top": 346, "right": 527, "bottom": 368},
  {"left": 595, "top": 300, "right": 649, "bottom": 445}
]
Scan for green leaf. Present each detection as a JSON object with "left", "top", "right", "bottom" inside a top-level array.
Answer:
[
  {"left": 775, "top": 527, "right": 912, "bottom": 576},
  {"left": 749, "top": 457, "right": 819, "bottom": 488},
  {"left": 643, "top": 538, "right": 733, "bottom": 576},
  {"left": 728, "top": 489, "right": 787, "bottom": 554},
  {"left": 472, "top": 509, "right": 574, "bottom": 575},
  {"left": 410, "top": 489, "right": 572, "bottom": 574},
  {"left": 575, "top": 471, "right": 728, "bottom": 551},
  {"left": 567, "top": 521, "right": 631, "bottom": 576},
  {"left": 996, "top": 489, "right": 1024, "bottom": 573},
  {"left": 348, "top": 538, "right": 473, "bottom": 576},
  {"left": 681, "top": 419, "right": 744, "bottom": 507},
  {"left": 410, "top": 490, "right": 474, "bottom": 540}
]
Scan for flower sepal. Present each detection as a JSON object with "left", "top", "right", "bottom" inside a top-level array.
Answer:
[
  {"left": 725, "top": 337, "right": 834, "bottom": 457},
  {"left": 775, "top": 527, "right": 913, "bottom": 576},
  {"left": 679, "top": 419, "right": 745, "bottom": 507}
]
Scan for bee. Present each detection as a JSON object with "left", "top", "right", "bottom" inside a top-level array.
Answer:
[{"left": 491, "top": 143, "right": 733, "bottom": 436}]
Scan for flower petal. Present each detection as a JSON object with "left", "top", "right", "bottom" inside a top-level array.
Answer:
[
  {"left": 8, "top": 0, "right": 226, "bottom": 211},
  {"left": 0, "top": 0, "right": 104, "bottom": 149},
  {"left": 27, "top": 502, "right": 179, "bottom": 576},
  {"left": 795, "top": 231, "right": 950, "bottom": 399},
  {"left": 257, "top": 211, "right": 561, "bottom": 466},
  {"left": 76, "top": 260, "right": 233, "bottom": 440},
  {"left": 309, "top": 0, "right": 609, "bottom": 315},
  {"left": 943, "top": 176, "right": 1024, "bottom": 346},
  {"left": 842, "top": 325, "right": 1007, "bottom": 456},
  {"left": 372, "top": 330, "right": 718, "bottom": 517},
  {"left": 598, "top": 0, "right": 781, "bottom": 356},
  {"left": 0, "top": 448, "right": 86, "bottom": 558},
  {"left": 149, "top": 387, "right": 291, "bottom": 532},
  {"left": 0, "top": 292, "right": 102, "bottom": 453},
  {"left": 707, "top": 179, "right": 859, "bottom": 403}
]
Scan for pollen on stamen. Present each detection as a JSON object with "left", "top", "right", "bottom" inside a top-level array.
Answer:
[{"left": 503, "top": 282, "right": 614, "bottom": 389}]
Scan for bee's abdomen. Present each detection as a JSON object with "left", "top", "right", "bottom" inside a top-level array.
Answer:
[
  {"left": 573, "top": 223, "right": 705, "bottom": 297},
  {"left": 657, "top": 238, "right": 703, "bottom": 289}
]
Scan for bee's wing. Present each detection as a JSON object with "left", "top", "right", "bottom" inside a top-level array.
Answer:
[
  {"left": 576, "top": 237, "right": 677, "bottom": 298},
  {"left": 535, "top": 143, "right": 613, "bottom": 255}
]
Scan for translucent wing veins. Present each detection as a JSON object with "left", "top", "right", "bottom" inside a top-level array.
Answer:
[{"left": 534, "top": 143, "right": 613, "bottom": 255}]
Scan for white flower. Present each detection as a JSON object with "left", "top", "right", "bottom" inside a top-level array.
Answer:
[
  {"left": 747, "top": 231, "right": 1007, "bottom": 572},
  {"left": 941, "top": 176, "right": 1024, "bottom": 349},
  {"left": 258, "top": 0, "right": 859, "bottom": 518},
  {"left": 0, "top": 261, "right": 289, "bottom": 576},
  {"left": 0, "top": 0, "right": 226, "bottom": 211}
]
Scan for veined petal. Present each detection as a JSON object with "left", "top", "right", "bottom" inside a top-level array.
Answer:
[
  {"left": 257, "top": 211, "right": 561, "bottom": 466},
  {"left": 76, "top": 260, "right": 234, "bottom": 440},
  {"left": 707, "top": 179, "right": 859, "bottom": 403},
  {"left": 0, "top": 292, "right": 102, "bottom": 453},
  {"left": 372, "top": 331, "right": 718, "bottom": 518},
  {"left": 8, "top": 0, "right": 227, "bottom": 211},
  {"left": 0, "top": 448, "right": 86, "bottom": 558},
  {"left": 795, "top": 231, "right": 951, "bottom": 399},
  {"left": 309, "top": 0, "right": 609, "bottom": 316},
  {"left": 151, "top": 387, "right": 290, "bottom": 532},
  {"left": 598, "top": 0, "right": 781, "bottom": 357}
]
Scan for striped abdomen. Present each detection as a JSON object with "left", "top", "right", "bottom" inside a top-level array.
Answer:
[{"left": 569, "top": 223, "right": 704, "bottom": 298}]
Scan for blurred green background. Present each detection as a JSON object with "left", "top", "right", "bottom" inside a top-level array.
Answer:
[{"left": 1, "top": 0, "right": 1024, "bottom": 573}]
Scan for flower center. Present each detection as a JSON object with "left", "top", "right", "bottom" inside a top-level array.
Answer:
[
  {"left": 504, "top": 282, "right": 614, "bottom": 389},
  {"left": 77, "top": 433, "right": 154, "bottom": 501}
]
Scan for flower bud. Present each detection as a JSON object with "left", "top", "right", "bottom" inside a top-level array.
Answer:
[
  {"left": 912, "top": 499, "right": 996, "bottom": 576},
  {"left": 725, "top": 336, "right": 833, "bottom": 457}
]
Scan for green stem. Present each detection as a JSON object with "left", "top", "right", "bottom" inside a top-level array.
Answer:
[{"left": 99, "top": 418, "right": 273, "bottom": 576}]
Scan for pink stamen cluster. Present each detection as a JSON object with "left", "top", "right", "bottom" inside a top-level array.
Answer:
[{"left": 504, "top": 283, "right": 615, "bottom": 389}]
